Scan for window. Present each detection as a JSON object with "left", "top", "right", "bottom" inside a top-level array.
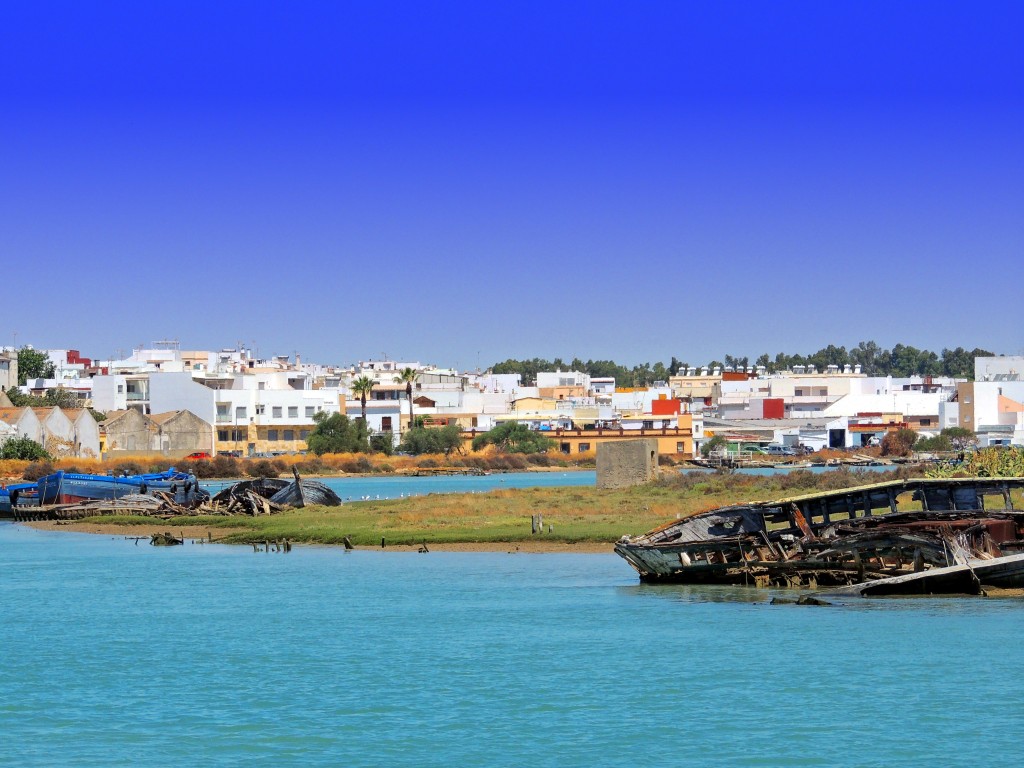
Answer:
[
  {"left": 235, "top": 406, "right": 246, "bottom": 420},
  {"left": 578, "top": 443, "right": 590, "bottom": 453},
  {"left": 267, "top": 429, "right": 278, "bottom": 441},
  {"left": 677, "top": 442, "right": 685, "bottom": 452},
  {"left": 272, "top": 406, "right": 282, "bottom": 418},
  {"left": 256, "top": 404, "right": 265, "bottom": 415},
  {"left": 117, "top": 384, "right": 124, "bottom": 393},
  {"left": 288, "top": 406, "right": 298, "bottom": 418},
  {"left": 920, "top": 418, "right": 931, "bottom": 426},
  {"left": 218, "top": 430, "right": 229, "bottom": 441},
  {"left": 300, "top": 429, "right": 310, "bottom": 439},
  {"left": 258, "top": 382, "right": 265, "bottom": 391},
  {"left": 642, "top": 420, "right": 654, "bottom": 429},
  {"left": 305, "top": 406, "right": 315, "bottom": 418},
  {"left": 283, "top": 429, "right": 295, "bottom": 441},
  {"left": 964, "top": 416, "right": 971, "bottom": 423},
  {"left": 382, "top": 416, "right": 392, "bottom": 431}
]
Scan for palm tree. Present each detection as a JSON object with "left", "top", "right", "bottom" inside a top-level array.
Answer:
[
  {"left": 395, "top": 367, "right": 418, "bottom": 433},
  {"left": 350, "top": 376, "right": 375, "bottom": 424}
]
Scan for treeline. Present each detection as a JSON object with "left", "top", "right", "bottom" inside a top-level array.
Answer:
[{"left": 491, "top": 342, "right": 995, "bottom": 386}]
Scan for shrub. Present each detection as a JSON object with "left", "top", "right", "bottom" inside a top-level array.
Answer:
[
  {"left": 881, "top": 429, "right": 919, "bottom": 457},
  {"left": 111, "top": 460, "right": 145, "bottom": 476},
  {"left": 189, "top": 459, "right": 217, "bottom": 478},
  {"left": 526, "top": 453, "right": 552, "bottom": 467},
  {"left": 0, "top": 436, "right": 50, "bottom": 461},
  {"left": 417, "top": 458, "right": 439, "bottom": 469},
  {"left": 210, "top": 456, "right": 241, "bottom": 478},
  {"left": 248, "top": 460, "right": 280, "bottom": 478},
  {"left": 296, "top": 457, "right": 326, "bottom": 474},
  {"left": 22, "top": 461, "right": 56, "bottom": 481}
]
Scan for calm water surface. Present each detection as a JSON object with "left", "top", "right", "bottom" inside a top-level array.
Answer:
[
  {"left": 3, "top": 521, "right": 1018, "bottom": 767},
  {"left": 202, "top": 465, "right": 893, "bottom": 500}
]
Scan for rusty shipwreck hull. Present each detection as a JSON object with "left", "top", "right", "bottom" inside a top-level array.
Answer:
[{"left": 614, "top": 478, "right": 1024, "bottom": 593}]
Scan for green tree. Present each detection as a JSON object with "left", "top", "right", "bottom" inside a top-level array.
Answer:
[
  {"left": 471, "top": 422, "right": 554, "bottom": 454},
  {"left": 6, "top": 387, "right": 84, "bottom": 409},
  {"left": 0, "top": 435, "right": 50, "bottom": 460},
  {"left": 305, "top": 412, "right": 370, "bottom": 455},
  {"left": 400, "top": 424, "right": 464, "bottom": 456},
  {"left": 915, "top": 433, "right": 952, "bottom": 452},
  {"left": 369, "top": 433, "right": 394, "bottom": 455},
  {"left": 43, "top": 388, "right": 79, "bottom": 408},
  {"left": 701, "top": 435, "right": 727, "bottom": 457},
  {"left": 849, "top": 340, "right": 879, "bottom": 375},
  {"left": 941, "top": 427, "right": 977, "bottom": 451},
  {"left": 17, "top": 347, "right": 55, "bottom": 385},
  {"left": 350, "top": 376, "right": 375, "bottom": 424},
  {"left": 395, "top": 367, "right": 418, "bottom": 434}
]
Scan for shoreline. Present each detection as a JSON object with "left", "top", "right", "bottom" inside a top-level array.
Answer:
[{"left": 18, "top": 520, "right": 614, "bottom": 553}]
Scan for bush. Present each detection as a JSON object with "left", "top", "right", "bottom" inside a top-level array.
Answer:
[
  {"left": 0, "top": 436, "right": 50, "bottom": 461},
  {"left": 340, "top": 456, "right": 375, "bottom": 473},
  {"left": 22, "top": 461, "right": 56, "bottom": 481},
  {"left": 417, "top": 458, "right": 439, "bottom": 469},
  {"left": 248, "top": 460, "right": 280, "bottom": 478},
  {"left": 369, "top": 434, "right": 394, "bottom": 455},
  {"left": 0, "top": 436, "right": 49, "bottom": 460},
  {"left": 881, "top": 429, "right": 918, "bottom": 457},
  {"left": 110, "top": 460, "right": 144, "bottom": 476},
  {"left": 776, "top": 469, "right": 819, "bottom": 491},
  {"left": 210, "top": 456, "right": 241, "bottom": 478},
  {"left": 504, "top": 454, "right": 529, "bottom": 470},
  {"left": 526, "top": 453, "right": 552, "bottom": 467},
  {"left": 189, "top": 459, "right": 217, "bottom": 478},
  {"left": 295, "top": 457, "right": 326, "bottom": 474}
]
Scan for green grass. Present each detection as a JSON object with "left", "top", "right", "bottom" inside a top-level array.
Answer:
[
  {"left": 71, "top": 480, "right": 790, "bottom": 546},
  {"left": 71, "top": 467, "right": 932, "bottom": 546}
]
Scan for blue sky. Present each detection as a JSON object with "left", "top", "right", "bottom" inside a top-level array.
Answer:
[{"left": 2, "top": 1, "right": 1022, "bottom": 368}]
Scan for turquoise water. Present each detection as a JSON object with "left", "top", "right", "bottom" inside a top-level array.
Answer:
[
  {"left": 2, "top": 522, "right": 1022, "bottom": 766},
  {"left": 203, "top": 465, "right": 893, "bottom": 500}
]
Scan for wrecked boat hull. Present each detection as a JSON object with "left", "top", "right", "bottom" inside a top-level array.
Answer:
[
  {"left": 615, "top": 477, "right": 1024, "bottom": 594},
  {"left": 828, "top": 552, "right": 1024, "bottom": 597}
]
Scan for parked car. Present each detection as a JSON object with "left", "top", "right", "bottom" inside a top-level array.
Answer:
[
  {"left": 185, "top": 452, "right": 211, "bottom": 460},
  {"left": 765, "top": 444, "right": 797, "bottom": 456}
]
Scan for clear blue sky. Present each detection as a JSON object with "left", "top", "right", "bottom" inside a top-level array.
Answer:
[{"left": 2, "top": 1, "right": 1022, "bottom": 368}]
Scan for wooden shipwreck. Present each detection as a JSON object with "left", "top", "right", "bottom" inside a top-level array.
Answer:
[{"left": 614, "top": 477, "right": 1024, "bottom": 596}]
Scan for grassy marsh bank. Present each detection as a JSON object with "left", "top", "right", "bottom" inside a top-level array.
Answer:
[{"left": 33, "top": 467, "right": 940, "bottom": 548}]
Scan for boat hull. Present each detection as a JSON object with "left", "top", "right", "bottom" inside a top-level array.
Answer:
[{"left": 36, "top": 469, "right": 205, "bottom": 507}]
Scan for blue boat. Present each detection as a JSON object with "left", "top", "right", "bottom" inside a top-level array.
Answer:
[
  {"left": 36, "top": 468, "right": 207, "bottom": 507},
  {"left": 0, "top": 482, "right": 42, "bottom": 515}
]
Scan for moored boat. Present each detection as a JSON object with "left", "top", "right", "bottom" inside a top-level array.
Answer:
[
  {"left": 614, "top": 477, "right": 1024, "bottom": 595},
  {"left": 0, "top": 482, "right": 42, "bottom": 515},
  {"left": 36, "top": 468, "right": 207, "bottom": 507}
]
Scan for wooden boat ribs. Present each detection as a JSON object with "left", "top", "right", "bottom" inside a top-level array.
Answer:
[{"left": 615, "top": 478, "right": 1024, "bottom": 594}]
